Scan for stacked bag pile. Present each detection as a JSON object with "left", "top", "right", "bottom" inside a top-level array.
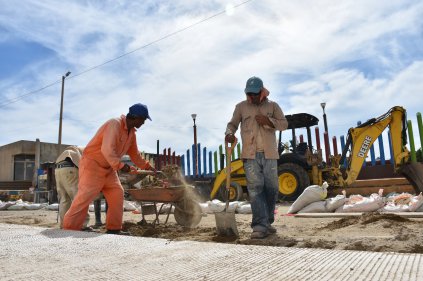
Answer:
[{"left": 287, "top": 182, "right": 423, "bottom": 214}]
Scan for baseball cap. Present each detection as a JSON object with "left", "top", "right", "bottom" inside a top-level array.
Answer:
[
  {"left": 244, "top": 76, "right": 263, "bottom": 94},
  {"left": 129, "top": 103, "right": 152, "bottom": 121}
]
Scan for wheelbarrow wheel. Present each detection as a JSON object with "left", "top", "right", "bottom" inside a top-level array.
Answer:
[{"left": 174, "top": 199, "right": 202, "bottom": 228}]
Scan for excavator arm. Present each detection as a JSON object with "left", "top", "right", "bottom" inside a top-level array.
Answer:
[{"left": 339, "top": 106, "right": 423, "bottom": 193}]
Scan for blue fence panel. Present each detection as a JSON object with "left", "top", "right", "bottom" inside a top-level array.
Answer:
[
  {"left": 202, "top": 147, "right": 207, "bottom": 176},
  {"left": 180, "top": 155, "right": 185, "bottom": 175},
  {"left": 209, "top": 151, "right": 213, "bottom": 176},
  {"left": 197, "top": 143, "right": 201, "bottom": 176},
  {"left": 378, "top": 135, "right": 386, "bottom": 165},
  {"left": 370, "top": 145, "right": 376, "bottom": 166},
  {"left": 388, "top": 130, "right": 394, "bottom": 162},
  {"left": 340, "top": 135, "right": 347, "bottom": 167},
  {"left": 186, "top": 149, "right": 191, "bottom": 176}
]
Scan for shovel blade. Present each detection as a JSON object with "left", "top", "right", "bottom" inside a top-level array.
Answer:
[{"left": 214, "top": 211, "right": 239, "bottom": 237}]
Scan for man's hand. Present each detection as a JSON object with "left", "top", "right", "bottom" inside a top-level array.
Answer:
[
  {"left": 120, "top": 163, "right": 131, "bottom": 173},
  {"left": 255, "top": 114, "right": 273, "bottom": 127},
  {"left": 225, "top": 133, "right": 236, "bottom": 143},
  {"left": 144, "top": 162, "right": 156, "bottom": 172}
]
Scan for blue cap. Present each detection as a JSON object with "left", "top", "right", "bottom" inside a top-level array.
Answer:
[
  {"left": 129, "top": 103, "right": 152, "bottom": 121},
  {"left": 244, "top": 76, "right": 263, "bottom": 94}
]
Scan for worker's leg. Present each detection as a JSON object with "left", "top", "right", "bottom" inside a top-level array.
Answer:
[
  {"left": 63, "top": 158, "right": 106, "bottom": 230},
  {"left": 59, "top": 167, "right": 91, "bottom": 228},
  {"left": 101, "top": 171, "right": 124, "bottom": 231},
  {"left": 244, "top": 153, "right": 268, "bottom": 234},
  {"left": 94, "top": 197, "right": 103, "bottom": 226},
  {"left": 55, "top": 168, "right": 74, "bottom": 228},
  {"left": 262, "top": 159, "right": 279, "bottom": 225}
]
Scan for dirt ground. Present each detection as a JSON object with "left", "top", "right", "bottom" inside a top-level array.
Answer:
[{"left": 2, "top": 202, "right": 423, "bottom": 254}]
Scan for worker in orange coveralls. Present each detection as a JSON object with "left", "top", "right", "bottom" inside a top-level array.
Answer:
[{"left": 63, "top": 103, "right": 154, "bottom": 234}]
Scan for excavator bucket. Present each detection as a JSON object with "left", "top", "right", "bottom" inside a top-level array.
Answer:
[{"left": 400, "top": 162, "right": 423, "bottom": 194}]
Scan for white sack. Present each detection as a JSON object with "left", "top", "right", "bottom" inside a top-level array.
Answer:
[
  {"left": 325, "top": 194, "right": 346, "bottom": 212},
  {"left": 336, "top": 189, "right": 384, "bottom": 213},
  {"left": 46, "top": 203, "right": 59, "bottom": 210},
  {"left": 287, "top": 182, "right": 328, "bottom": 214},
  {"left": 298, "top": 201, "right": 327, "bottom": 213},
  {"left": 236, "top": 202, "right": 252, "bottom": 214}
]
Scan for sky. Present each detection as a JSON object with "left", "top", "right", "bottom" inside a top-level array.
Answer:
[{"left": 1, "top": 0, "right": 423, "bottom": 167}]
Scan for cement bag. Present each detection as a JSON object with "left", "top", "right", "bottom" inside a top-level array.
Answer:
[
  {"left": 199, "top": 202, "right": 211, "bottom": 214},
  {"left": 24, "top": 203, "right": 45, "bottom": 210},
  {"left": 46, "top": 203, "right": 59, "bottom": 210},
  {"left": 226, "top": 201, "right": 238, "bottom": 212},
  {"left": 0, "top": 201, "right": 15, "bottom": 210},
  {"left": 325, "top": 194, "right": 346, "bottom": 212},
  {"left": 7, "top": 199, "right": 25, "bottom": 210},
  {"left": 287, "top": 182, "right": 328, "bottom": 214},
  {"left": 336, "top": 189, "right": 384, "bottom": 213},
  {"left": 380, "top": 193, "right": 423, "bottom": 212},
  {"left": 89, "top": 203, "right": 106, "bottom": 212},
  {"left": 208, "top": 199, "right": 226, "bottom": 213},
  {"left": 158, "top": 203, "right": 175, "bottom": 214},
  {"left": 236, "top": 202, "right": 252, "bottom": 214},
  {"left": 123, "top": 200, "right": 138, "bottom": 211},
  {"left": 298, "top": 201, "right": 327, "bottom": 213}
]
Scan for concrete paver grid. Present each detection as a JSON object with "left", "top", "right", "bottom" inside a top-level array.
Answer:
[{"left": 0, "top": 223, "right": 422, "bottom": 281}]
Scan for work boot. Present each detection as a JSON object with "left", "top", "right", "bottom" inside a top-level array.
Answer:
[
  {"left": 106, "top": 229, "right": 130, "bottom": 235},
  {"left": 81, "top": 226, "right": 96, "bottom": 232},
  {"left": 250, "top": 231, "right": 268, "bottom": 239},
  {"left": 267, "top": 226, "right": 277, "bottom": 234}
]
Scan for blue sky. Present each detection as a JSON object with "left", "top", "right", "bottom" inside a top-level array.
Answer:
[{"left": 1, "top": 0, "right": 423, "bottom": 165}]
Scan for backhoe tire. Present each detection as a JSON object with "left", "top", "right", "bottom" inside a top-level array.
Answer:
[
  {"left": 217, "top": 182, "right": 243, "bottom": 202},
  {"left": 278, "top": 163, "right": 310, "bottom": 202}
]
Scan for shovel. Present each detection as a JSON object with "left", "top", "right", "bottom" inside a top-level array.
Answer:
[{"left": 215, "top": 138, "right": 239, "bottom": 237}]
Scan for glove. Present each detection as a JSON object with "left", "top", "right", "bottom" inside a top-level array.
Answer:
[
  {"left": 120, "top": 163, "right": 131, "bottom": 173},
  {"left": 225, "top": 134, "right": 236, "bottom": 143},
  {"left": 145, "top": 162, "right": 156, "bottom": 172}
]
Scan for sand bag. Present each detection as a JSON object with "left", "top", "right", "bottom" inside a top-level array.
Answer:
[
  {"left": 236, "top": 202, "right": 252, "bottom": 214},
  {"left": 325, "top": 194, "right": 346, "bottom": 212},
  {"left": 287, "top": 182, "right": 328, "bottom": 214},
  {"left": 336, "top": 189, "right": 384, "bottom": 213},
  {"left": 123, "top": 200, "right": 138, "bottom": 211},
  {"left": 298, "top": 201, "right": 327, "bottom": 213},
  {"left": 382, "top": 193, "right": 423, "bottom": 212},
  {"left": 24, "top": 203, "right": 45, "bottom": 210},
  {"left": 199, "top": 202, "right": 211, "bottom": 214},
  {"left": 208, "top": 199, "right": 226, "bottom": 213},
  {"left": 46, "top": 203, "right": 59, "bottom": 210},
  {"left": 0, "top": 201, "right": 15, "bottom": 210}
]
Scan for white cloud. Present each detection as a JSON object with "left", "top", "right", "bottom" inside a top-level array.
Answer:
[{"left": 0, "top": 0, "right": 422, "bottom": 160}]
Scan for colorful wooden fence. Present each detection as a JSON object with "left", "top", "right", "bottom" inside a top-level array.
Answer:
[{"left": 181, "top": 111, "right": 423, "bottom": 177}]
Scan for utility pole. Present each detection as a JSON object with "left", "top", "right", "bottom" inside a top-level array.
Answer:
[
  {"left": 191, "top": 114, "right": 198, "bottom": 177},
  {"left": 58, "top": 71, "right": 71, "bottom": 157}
]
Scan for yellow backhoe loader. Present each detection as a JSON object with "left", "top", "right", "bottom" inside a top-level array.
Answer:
[{"left": 210, "top": 106, "right": 423, "bottom": 201}]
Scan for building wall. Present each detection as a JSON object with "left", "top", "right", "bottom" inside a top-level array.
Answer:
[{"left": 0, "top": 140, "right": 71, "bottom": 182}]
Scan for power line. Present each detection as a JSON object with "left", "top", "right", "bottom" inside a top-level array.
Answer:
[{"left": 0, "top": 0, "right": 254, "bottom": 108}]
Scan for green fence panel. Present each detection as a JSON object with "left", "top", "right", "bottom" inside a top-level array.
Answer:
[
  {"left": 417, "top": 113, "right": 423, "bottom": 162},
  {"left": 408, "top": 120, "right": 417, "bottom": 163},
  {"left": 237, "top": 143, "right": 241, "bottom": 159},
  {"left": 214, "top": 151, "right": 218, "bottom": 176}
]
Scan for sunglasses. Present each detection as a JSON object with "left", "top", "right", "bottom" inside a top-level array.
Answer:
[{"left": 246, "top": 92, "right": 260, "bottom": 96}]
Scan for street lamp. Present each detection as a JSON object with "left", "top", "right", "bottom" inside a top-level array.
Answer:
[
  {"left": 191, "top": 113, "right": 198, "bottom": 177},
  {"left": 320, "top": 102, "right": 328, "bottom": 133},
  {"left": 58, "top": 71, "right": 71, "bottom": 156}
]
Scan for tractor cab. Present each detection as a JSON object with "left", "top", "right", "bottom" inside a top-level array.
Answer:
[{"left": 279, "top": 113, "right": 319, "bottom": 158}]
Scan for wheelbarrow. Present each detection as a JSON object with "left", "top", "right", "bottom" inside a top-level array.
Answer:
[{"left": 126, "top": 170, "right": 202, "bottom": 228}]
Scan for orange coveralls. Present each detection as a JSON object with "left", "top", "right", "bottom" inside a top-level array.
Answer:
[{"left": 63, "top": 115, "right": 149, "bottom": 231}]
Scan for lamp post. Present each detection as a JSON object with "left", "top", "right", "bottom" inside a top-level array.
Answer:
[
  {"left": 320, "top": 102, "right": 328, "bottom": 133},
  {"left": 191, "top": 113, "right": 198, "bottom": 177},
  {"left": 58, "top": 71, "right": 71, "bottom": 156}
]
